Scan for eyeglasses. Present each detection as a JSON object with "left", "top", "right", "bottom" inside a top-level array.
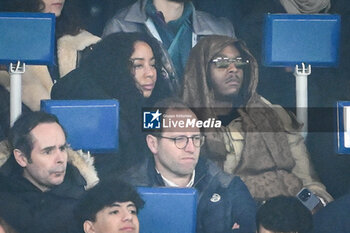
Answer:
[
  {"left": 157, "top": 135, "right": 205, "bottom": 149},
  {"left": 211, "top": 57, "right": 250, "bottom": 69}
]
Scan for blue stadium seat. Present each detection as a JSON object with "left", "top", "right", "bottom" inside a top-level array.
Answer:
[
  {"left": 0, "top": 12, "right": 55, "bottom": 65},
  {"left": 337, "top": 101, "right": 350, "bottom": 154},
  {"left": 137, "top": 187, "right": 197, "bottom": 233},
  {"left": 40, "top": 99, "right": 119, "bottom": 153},
  {"left": 263, "top": 14, "right": 340, "bottom": 67}
]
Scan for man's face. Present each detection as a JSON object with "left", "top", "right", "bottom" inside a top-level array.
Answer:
[
  {"left": 16, "top": 122, "right": 68, "bottom": 192},
  {"left": 84, "top": 201, "right": 139, "bottom": 233},
  {"left": 147, "top": 109, "right": 201, "bottom": 181},
  {"left": 209, "top": 45, "right": 244, "bottom": 100}
]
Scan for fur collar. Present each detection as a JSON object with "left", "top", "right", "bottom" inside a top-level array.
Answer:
[
  {"left": 57, "top": 30, "right": 100, "bottom": 77},
  {"left": 0, "top": 140, "right": 99, "bottom": 190}
]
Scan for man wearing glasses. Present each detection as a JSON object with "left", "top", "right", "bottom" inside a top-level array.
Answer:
[
  {"left": 122, "top": 98, "right": 256, "bottom": 233},
  {"left": 182, "top": 35, "right": 333, "bottom": 204}
]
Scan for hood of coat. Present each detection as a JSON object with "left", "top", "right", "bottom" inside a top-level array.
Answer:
[
  {"left": 0, "top": 140, "right": 99, "bottom": 190},
  {"left": 182, "top": 35, "right": 259, "bottom": 110}
]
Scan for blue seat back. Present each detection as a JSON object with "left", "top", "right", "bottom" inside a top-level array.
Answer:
[
  {"left": 263, "top": 14, "right": 340, "bottom": 67},
  {"left": 0, "top": 12, "right": 55, "bottom": 65},
  {"left": 137, "top": 187, "right": 197, "bottom": 233},
  {"left": 40, "top": 99, "right": 119, "bottom": 153},
  {"left": 337, "top": 101, "right": 350, "bottom": 154}
]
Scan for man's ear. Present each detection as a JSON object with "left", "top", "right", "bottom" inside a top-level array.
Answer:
[
  {"left": 83, "top": 220, "right": 95, "bottom": 233},
  {"left": 146, "top": 134, "right": 158, "bottom": 154},
  {"left": 13, "top": 149, "right": 29, "bottom": 167}
]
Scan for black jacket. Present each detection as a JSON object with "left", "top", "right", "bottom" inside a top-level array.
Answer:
[
  {"left": 0, "top": 144, "right": 98, "bottom": 233},
  {"left": 122, "top": 157, "right": 257, "bottom": 233},
  {"left": 313, "top": 193, "right": 350, "bottom": 233}
]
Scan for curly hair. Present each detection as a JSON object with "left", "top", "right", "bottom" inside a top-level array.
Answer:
[
  {"left": 1, "top": 0, "right": 87, "bottom": 37},
  {"left": 79, "top": 32, "right": 171, "bottom": 106}
]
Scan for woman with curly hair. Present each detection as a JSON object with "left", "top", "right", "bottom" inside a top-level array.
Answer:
[
  {"left": 0, "top": 0, "right": 100, "bottom": 139},
  {"left": 51, "top": 32, "right": 175, "bottom": 177}
]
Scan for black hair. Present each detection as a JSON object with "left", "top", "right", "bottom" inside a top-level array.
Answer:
[
  {"left": 75, "top": 178, "right": 144, "bottom": 230},
  {"left": 9, "top": 111, "right": 66, "bottom": 160},
  {"left": 256, "top": 195, "right": 313, "bottom": 233},
  {"left": 79, "top": 32, "right": 171, "bottom": 107}
]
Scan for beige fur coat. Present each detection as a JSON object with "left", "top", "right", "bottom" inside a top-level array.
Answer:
[{"left": 0, "top": 30, "right": 100, "bottom": 111}]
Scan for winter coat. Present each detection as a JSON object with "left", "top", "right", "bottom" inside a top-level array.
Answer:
[
  {"left": 121, "top": 157, "right": 257, "bottom": 233},
  {"left": 102, "top": 0, "right": 235, "bottom": 87},
  {"left": 182, "top": 35, "right": 333, "bottom": 202},
  {"left": 0, "top": 140, "right": 99, "bottom": 233}
]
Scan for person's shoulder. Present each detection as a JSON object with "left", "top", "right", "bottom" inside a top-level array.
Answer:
[
  {"left": 58, "top": 30, "right": 100, "bottom": 49},
  {"left": 193, "top": 10, "right": 235, "bottom": 37},
  {"left": 105, "top": 0, "right": 145, "bottom": 25},
  {"left": 313, "top": 193, "right": 350, "bottom": 233},
  {"left": 120, "top": 158, "right": 151, "bottom": 186},
  {"left": 316, "top": 193, "right": 350, "bottom": 217},
  {"left": 260, "top": 96, "right": 301, "bottom": 132},
  {"left": 66, "top": 149, "right": 99, "bottom": 190},
  {"left": 203, "top": 158, "right": 239, "bottom": 188}
]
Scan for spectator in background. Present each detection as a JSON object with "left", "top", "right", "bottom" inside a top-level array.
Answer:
[
  {"left": 257, "top": 195, "right": 313, "bottom": 233},
  {"left": 121, "top": 98, "right": 257, "bottom": 233},
  {"left": 75, "top": 178, "right": 144, "bottom": 233},
  {"left": 0, "top": 111, "right": 98, "bottom": 233},
  {"left": 51, "top": 32, "right": 174, "bottom": 178},
  {"left": 191, "top": 0, "right": 255, "bottom": 32},
  {"left": 103, "top": 0, "right": 235, "bottom": 84},
  {"left": 84, "top": 0, "right": 137, "bottom": 36},
  {"left": 0, "top": 0, "right": 100, "bottom": 139},
  {"left": 182, "top": 35, "right": 333, "bottom": 203}
]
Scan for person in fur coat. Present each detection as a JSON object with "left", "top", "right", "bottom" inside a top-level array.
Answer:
[
  {"left": 182, "top": 35, "right": 333, "bottom": 204},
  {"left": 0, "top": 0, "right": 100, "bottom": 139},
  {"left": 0, "top": 111, "right": 99, "bottom": 233}
]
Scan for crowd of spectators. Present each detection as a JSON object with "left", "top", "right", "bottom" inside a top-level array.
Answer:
[{"left": 1, "top": 0, "right": 350, "bottom": 232}]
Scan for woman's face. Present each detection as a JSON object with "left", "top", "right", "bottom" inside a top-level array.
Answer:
[
  {"left": 130, "top": 41, "right": 157, "bottom": 98},
  {"left": 41, "top": 0, "right": 65, "bottom": 17}
]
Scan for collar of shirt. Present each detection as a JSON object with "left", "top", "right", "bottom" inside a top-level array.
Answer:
[{"left": 156, "top": 168, "right": 195, "bottom": 187}]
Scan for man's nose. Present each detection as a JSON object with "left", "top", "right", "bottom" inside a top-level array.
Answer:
[
  {"left": 227, "top": 62, "right": 239, "bottom": 72},
  {"left": 184, "top": 138, "right": 196, "bottom": 153},
  {"left": 122, "top": 210, "right": 133, "bottom": 222},
  {"left": 55, "top": 150, "right": 66, "bottom": 164}
]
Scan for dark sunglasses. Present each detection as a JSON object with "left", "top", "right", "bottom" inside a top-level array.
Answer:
[{"left": 211, "top": 57, "right": 250, "bottom": 69}]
